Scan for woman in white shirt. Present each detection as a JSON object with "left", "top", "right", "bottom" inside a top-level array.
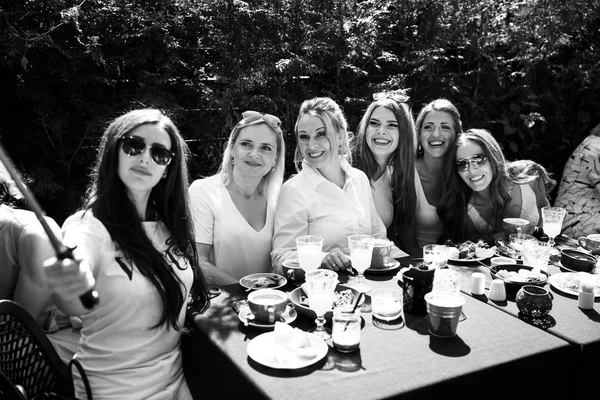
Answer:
[
  {"left": 188, "top": 111, "right": 286, "bottom": 286},
  {"left": 272, "top": 97, "right": 404, "bottom": 273},
  {"left": 353, "top": 90, "right": 418, "bottom": 254}
]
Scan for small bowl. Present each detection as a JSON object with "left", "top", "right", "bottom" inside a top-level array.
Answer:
[
  {"left": 560, "top": 249, "right": 596, "bottom": 273},
  {"left": 289, "top": 284, "right": 363, "bottom": 321},
  {"left": 490, "top": 264, "right": 549, "bottom": 291}
]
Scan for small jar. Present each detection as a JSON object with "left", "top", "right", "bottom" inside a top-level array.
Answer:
[{"left": 331, "top": 305, "right": 361, "bottom": 353}]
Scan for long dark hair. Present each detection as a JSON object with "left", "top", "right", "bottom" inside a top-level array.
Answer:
[
  {"left": 414, "top": 99, "right": 463, "bottom": 159},
  {"left": 82, "top": 109, "right": 209, "bottom": 330},
  {"left": 437, "top": 129, "right": 511, "bottom": 242},
  {"left": 354, "top": 99, "right": 417, "bottom": 227}
]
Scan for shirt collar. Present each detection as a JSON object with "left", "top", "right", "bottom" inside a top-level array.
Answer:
[{"left": 300, "top": 157, "right": 355, "bottom": 190}]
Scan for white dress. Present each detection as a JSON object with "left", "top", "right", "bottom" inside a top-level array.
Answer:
[
  {"left": 414, "top": 172, "right": 444, "bottom": 247},
  {"left": 62, "top": 211, "right": 193, "bottom": 400},
  {"left": 188, "top": 175, "right": 274, "bottom": 279},
  {"left": 371, "top": 167, "right": 394, "bottom": 229}
]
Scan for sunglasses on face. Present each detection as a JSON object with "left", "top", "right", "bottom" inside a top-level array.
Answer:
[
  {"left": 372, "top": 89, "right": 410, "bottom": 104},
  {"left": 119, "top": 135, "right": 174, "bottom": 166},
  {"left": 456, "top": 154, "right": 488, "bottom": 172},
  {"left": 236, "top": 111, "right": 282, "bottom": 133}
]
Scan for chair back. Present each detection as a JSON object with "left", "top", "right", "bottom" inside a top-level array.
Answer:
[{"left": 0, "top": 300, "right": 71, "bottom": 398}]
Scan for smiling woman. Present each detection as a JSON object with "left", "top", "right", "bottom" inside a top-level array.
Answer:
[
  {"left": 188, "top": 111, "right": 286, "bottom": 286},
  {"left": 437, "top": 129, "right": 550, "bottom": 244}
]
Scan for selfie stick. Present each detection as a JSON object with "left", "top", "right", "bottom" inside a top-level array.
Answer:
[{"left": 0, "top": 145, "right": 99, "bottom": 309}]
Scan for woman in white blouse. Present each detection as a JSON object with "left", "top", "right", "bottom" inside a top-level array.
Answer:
[
  {"left": 272, "top": 97, "right": 404, "bottom": 273},
  {"left": 188, "top": 111, "right": 286, "bottom": 286}
]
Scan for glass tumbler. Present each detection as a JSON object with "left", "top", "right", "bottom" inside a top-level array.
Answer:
[{"left": 332, "top": 305, "right": 361, "bottom": 353}]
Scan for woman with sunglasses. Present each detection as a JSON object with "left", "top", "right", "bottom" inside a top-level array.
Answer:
[
  {"left": 188, "top": 111, "right": 285, "bottom": 286},
  {"left": 353, "top": 90, "right": 418, "bottom": 255},
  {"left": 272, "top": 97, "right": 405, "bottom": 273},
  {"left": 437, "top": 129, "right": 550, "bottom": 244},
  {"left": 44, "top": 109, "right": 210, "bottom": 400}
]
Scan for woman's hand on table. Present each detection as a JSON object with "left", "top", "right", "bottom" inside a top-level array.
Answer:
[{"left": 320, "top": 250, "right": 351, "bottom": 271}]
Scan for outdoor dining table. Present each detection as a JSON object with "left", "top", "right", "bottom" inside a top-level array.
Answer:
[
  {"left": 182, "top": 256, "right": 578, "bottom": 400},
  {"left": 446, "top": 258, "right": 600, "bottom": 398}
]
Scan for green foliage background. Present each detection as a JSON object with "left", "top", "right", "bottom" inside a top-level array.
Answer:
[{"left": 1, "top": 0, "right": 599, "bottom": 221}]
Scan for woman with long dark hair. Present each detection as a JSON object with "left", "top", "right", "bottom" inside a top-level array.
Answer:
[{"left": 45, "top": 109, "right": 210, "bottom": 399}]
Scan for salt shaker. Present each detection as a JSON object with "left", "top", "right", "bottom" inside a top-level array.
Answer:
[
  {"left": 578, "top": 277, "right": 595, "bottom": 310},
  {"left": 470, "top": 272, "right": 486, "bottom": 295}
]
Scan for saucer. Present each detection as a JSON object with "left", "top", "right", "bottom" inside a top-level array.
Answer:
[
  {"left": 238, "top": 304, "right": 297, "bottom": 329},
  {"left": 365, "top": 258, "right": 401, "bottom": 274},
  {"left": 239, "top": 273, "right": 287, "bottom": 291}
]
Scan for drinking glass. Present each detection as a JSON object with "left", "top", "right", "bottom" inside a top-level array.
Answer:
[
  {"left": 305, "top": 269, "right": 338, "bottom": 340},
  {"left": 522, "top": 239, "right": 551, "bottom": 274},
  {"left": 509, "top": 233, "right": 536, "bottom": 258},
  {"left": 348, "top": 235, "right": 375, "bottom": 293},
  {"left": 541, "top": 207, "right": 566, "bottom": 247},
  {"left": 423, "top": 244, "right": 449, "bottom": 269},
  {"left": 296, "top": 235, "right": 324, "bottom": 272},
  {"left": 503, "top": 217, "right": 530, "bottom": 239}
]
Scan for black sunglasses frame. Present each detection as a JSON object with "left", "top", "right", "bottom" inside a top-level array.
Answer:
[{"left": 119, "top": 135, "right": 174, "bottom": 166}]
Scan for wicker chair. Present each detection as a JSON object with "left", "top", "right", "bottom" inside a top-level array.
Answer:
[{"left": 0, "top": 300, "right": 73, "bottom": 399}]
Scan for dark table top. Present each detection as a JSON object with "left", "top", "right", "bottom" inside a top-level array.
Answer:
[{"left": 183, "top": 262, "right": 577, "bottom": 400}]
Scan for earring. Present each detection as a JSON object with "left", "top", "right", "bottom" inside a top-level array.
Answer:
[
  {"left": 231, "top": 157, "right": 235, "bottom": 165},
  {"left": 162, "top": 171, "right": 167, "bottom": 178}
]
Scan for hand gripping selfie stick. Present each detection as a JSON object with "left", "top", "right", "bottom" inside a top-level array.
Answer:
[{"left": 0, "top": 145, "right": 99, "bottom": 309}]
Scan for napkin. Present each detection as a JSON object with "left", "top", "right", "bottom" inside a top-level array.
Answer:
[{"left": 263, "top": 323, "right": 318, "bottom": 365}]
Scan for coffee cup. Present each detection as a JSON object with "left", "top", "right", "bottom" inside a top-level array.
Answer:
[
  {"left": 247, "top": 289, "right": 288, "bottom": 324},
  {"left": 578, "top": 234, "right": 600, "bottom": 253},
  {"left": 398, "top": 266, "right": 434, "bottom": 316},
  {"left": 282, "top": 259, "right": 305, "bottom": 282},
  {"left": 371, "top": 239, "right": 392, "bottom": 269}
]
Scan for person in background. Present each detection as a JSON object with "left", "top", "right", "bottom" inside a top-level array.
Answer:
[
  {"left": 507, "top": 159, "right": 557, "bottom": 203},
  {"left": 271, "top": 97, "right": 406, "bottom": 273},
  {"left": 188, "top": 111, "right": 285, "bottom": 286},
  {"left": 554, "top": 122, "right": 600, "bottom": 237},
  {"left": 0, "top": 162, "right": 78, "bottom": 364},
  {"left": 353, "top": 90, "right": 417, "bottom": 253},
  {"left": 437, "top": 128, "right": 549, "bottom": 244},
  {"left": 408, "top": 99, "right": 463, "bottom": 255},
  {"left": 44, "top": 109, "right": 210, "bottom": 400}
]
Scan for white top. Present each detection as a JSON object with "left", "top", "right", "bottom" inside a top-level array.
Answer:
[
  {"left": 371, "top": 167, "right": 394, "bottom": 228},
  {"left": 271, "top": 159, "right": 407, "bottom": 270},
  {"left": 188, "top": 175, "right": 274, "bottom": 280},
  {"left": 414, "top": 171, "right": 444, "bottom": 247},
  {"left": 62, "top": 211, "right": 192, "bottom": 400}
]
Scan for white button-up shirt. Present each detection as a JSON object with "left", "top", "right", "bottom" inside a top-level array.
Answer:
[{"left": 271, "top": 158, "right": 407, "bottom": 271}]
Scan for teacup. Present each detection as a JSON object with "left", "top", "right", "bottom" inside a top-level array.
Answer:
[
  {"left": 282, "top": 259, "right": 305, "bottom": 282},
  {"left": 247, "top": 289, "right": 288, "bottom": 324},
  {"left": 371, "top": 239, "right": 392, "bottom": 269},
  {"left": 578, "top": 234, "right": 600, "bottom": 253}
]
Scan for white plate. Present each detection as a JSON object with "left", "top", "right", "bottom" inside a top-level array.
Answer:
[
  {"left": 239, "top": 273, "right": 287, "bottom": 291},
  {"left": 238, "top": 304, "right": 297, "bottom": 329},
  {"left": 365, "top": 258, "right": 402, "bottom": 274},
  {"left": 548, "top": 272, "right": 600, "bottom": 298},
  {"left": 247, "top": 331, "right": 328, "bottom": 369}
]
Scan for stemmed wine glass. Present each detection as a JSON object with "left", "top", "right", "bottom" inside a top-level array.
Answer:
[
  {"left": 541, "top": 207, "right": 566, "bottom": 247},
  {"left": 304, "top": 269, "right": 338, "bottom": 340},
  {"left": 503, "top": 218, "right": 530, "bottom": 239},
  {"left": 348, "top": 235, "right": 375, "bottom": 293}
]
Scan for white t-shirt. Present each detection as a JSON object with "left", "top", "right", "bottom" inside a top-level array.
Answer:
[
  {"left": 188, "top": 175, "right": 274, "bottom": 280},
  {"left": 271, "top": 159, "right": 407, "bottom": 270},
  {"left": 62, "top": 211, "right": 192, "bottom": 400}
]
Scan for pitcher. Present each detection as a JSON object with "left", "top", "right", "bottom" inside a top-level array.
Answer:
[{"left": 398, "top": 265, "right": 434, "bottom": 316}]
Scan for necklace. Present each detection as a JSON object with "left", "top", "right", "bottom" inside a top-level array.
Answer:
[{"left": 231, "top": 180, "right": 259, "bottom": 199}]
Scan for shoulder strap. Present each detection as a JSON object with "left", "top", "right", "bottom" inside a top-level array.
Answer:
[{"left": 69, "top": 359, "right": 93, "bottom": 400}]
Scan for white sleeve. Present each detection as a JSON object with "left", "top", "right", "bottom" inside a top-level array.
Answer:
[{"left": 188, "top": 179, "right": 215, "bottom": 245}]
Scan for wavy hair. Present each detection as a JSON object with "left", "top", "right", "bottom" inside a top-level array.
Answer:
[
  {"left": 437, "top": 129, "right": 511, "bottom": 242},
  {"left": 217, "top": 113, "right": 286, "bottom": 203},
  {"left": 415, "top": 99, "right": 463, "bottom": 158},
  {"left": 507, "top": 159, "right": 556, "bottom": 195},
  {"left": 293, "top": 97, "right": 352, "bottom": 171},
  {"left": 353, "top": 99, "right": 417, "bottom": 226},
  {"left": 82, "top": 109, "right": 210, "bottom": 330}
]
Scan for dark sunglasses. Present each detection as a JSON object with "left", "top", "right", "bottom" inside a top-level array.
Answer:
[
  {"left": 456, "top": 154, "right": 488, "bottom": 172},
  {"left": 119, "top": 135, "right": 174, "bottom": 166},
  {"left": 236, "top": 110, "right": 282, "bottom": 133},
  {"left": 373, "top": 89, "right": 410, "bottom": 104}
]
